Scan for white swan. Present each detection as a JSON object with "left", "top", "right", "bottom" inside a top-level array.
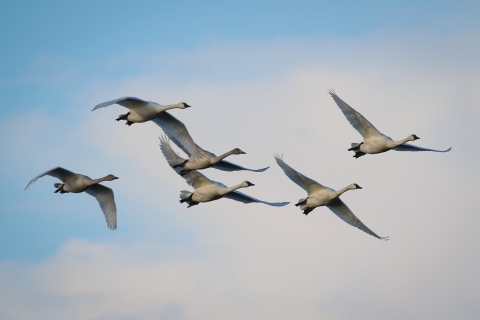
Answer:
[
  {"left": 92, "top": 97, "right": 191, "bottom": 125},
  {"left": 274, "top": 155, "right": 388, "bottom": 240},
  {"left": 160, "top": 137, "right": 289, "bottom": 207},
  {"left": 25, "top": 167, "right": 118, "bottom": 230},
  {"left": 153, "top": 113, "right": 269, "bottom": 175},
  {"left": 328, "top": 89, "right": 452, "bottom": 158}
]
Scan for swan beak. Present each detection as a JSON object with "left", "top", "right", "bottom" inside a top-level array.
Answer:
[
  {"left": 113, "top": 176, "right": 119, "bottom": 180},
  {"left": 354, "top": 184, "right": 362, "bottom": 189},
  {"left": 240, "top": 151, "right": 246, "bottom": 154},
  {"left": 183, "top": 103, "right": 192, "bottom": 108},
  {"left": 246, "top": 181, "right": 255, "bottom": 186},
  {"left": 412, "top": 134, "right": 420, "bottom": 140}
]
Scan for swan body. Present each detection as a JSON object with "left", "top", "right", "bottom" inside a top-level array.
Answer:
[
  {"left": 160, "top": 137, "right": 289, "bottom": 207},
  {"left": 153, "top": 113, "right": 269, "bottom": 175},
  {"left": 328, "top": 89, "right": 452, "bottom": 158},
  {"left": 274, "top": 154, "right": 388, "bottom": 240},
  {"left": 92, "top": 97, "right": 191, "bottom": 125},
  {"left": 25, "top": 167, "right": 119, "bottom": 230}
]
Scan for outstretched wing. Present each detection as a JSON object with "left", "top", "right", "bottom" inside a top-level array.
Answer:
[
  {"left": 223, "top": 190, "right": 290, "bottom": 207},
  {"left": 25, "top": 167, "right": 77, "bottom": 190},
  {"left": 152, "top": 111, "right": 205, "bottom": 160},
  {"left": 85, "top": 184, "right": 117, "bottom": 230},
  {"left": 393, "top": 143, "right": 452, "bottom": 153},
  {"left": 327, "top": 199, "right": 388, "bottom": 241},
  {"left": 92, "top": 97, "right": 152, "bottom": 111},
  {"left": 328, "top": 89, "right": 382, "bottom": 139},
  {"left": 159, "top": 136, "right": 187, "bottom": 168},
  {"left": 158, "top": 136, "right": 212, "bottom": 189},
  {"left": 274, "top": 154, "right": 325, "bottom": 195},
  {"left": 211, "top": 160, "right": 270, "bottom": 172}
]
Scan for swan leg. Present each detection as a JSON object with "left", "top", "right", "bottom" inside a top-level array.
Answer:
[
  {"left": 353, "top": 151, "right": 366, "bottom": 158},
  {"left": 179, "top": 169, "right": 191, "bottom": 176},
  {"left": 303, "top": 208, "right": 314, "bottom": 215},
  {"left": 116, "top": 112, "right": 130, "bottom": 121},
  {"left": 172, "top": 160, "right": 188, "bottom": 169},
  {"left": 187, "top": 202, "right": 199, "bottom": 208},
  {"left": 295, "top": 198, "right": 308, "bottom": 207},
  {"left": 126, "top": 121, "right": 134, "bottom": 126}
]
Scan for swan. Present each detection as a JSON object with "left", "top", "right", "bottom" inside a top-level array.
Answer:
[
  {"left": 92, "top": 97, "right": 191, "bottom": 125},
  {"left": 328, "top": 89, "right": 452, "bottom": 158},
  {"left": 25, "top": 167, "right": 118, "bottom": 230},
  {"left": 160, "top": 137, "right": 289, "bottom": 207},
  {"left": 274, "top": 154, "right": 388, "bottom": 240},
  {"left": 152, "top": 113, "right": 269, "bottom": 175}
]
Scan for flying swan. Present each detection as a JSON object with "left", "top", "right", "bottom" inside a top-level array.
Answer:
[
  {"left": 92, "top": 97, "right": 191, "bottom": 125},
  {"left": 160, "top": 136, "right": 288, "bottom": 207},
  {"left": 328, "top": 89, "right": 452, "bottom": 158},
  {"left": 274, "top": 154, "right": 388, "bottom": 240},
  {"left": 25, "top": 167, "right": 119, "bottom": 230},
  {"left": 152, "top": 112, "right": 269, "bottom": 175}
]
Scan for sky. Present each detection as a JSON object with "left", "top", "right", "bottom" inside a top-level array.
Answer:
[{"left": 1, "top": 1, "right": 480, "bottom": 319}]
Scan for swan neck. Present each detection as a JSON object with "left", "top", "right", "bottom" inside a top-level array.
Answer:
[
  {"left": 89, "top": 175, "right": 111, "bottom": 185},
  {"left": 157, "top": 103, "right": 182, "bottom": 112},
  {"left": 220, "top": 183, "right": 245, "bottom": 195},
  {"left": 215, "top": 149, "right": 236, "bottom": 161},
  {"left": 335, "top": 184, "right": 356, "bottom": 197},
  {"left": 393, "top": 136, "right": 413, "bottom": 147}
]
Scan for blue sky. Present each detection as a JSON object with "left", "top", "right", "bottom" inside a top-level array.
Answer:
[{"left": 1, "top": 1, "right": 480, "bottom": 319}]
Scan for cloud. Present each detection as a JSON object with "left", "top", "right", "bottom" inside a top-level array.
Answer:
[{"left": 2, "top": 29, "right": 480, "bottom": 319}]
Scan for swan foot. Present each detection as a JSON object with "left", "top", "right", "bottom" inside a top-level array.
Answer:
[
  {"left": 303, "top": 208, "right": 314, "bottom": 215},
  {"left": 353, "top": 152, "right": 366, "bottom": 158},
  {"left": 295, "top": 198, "right": 308, "bottom": 207},
  {"left": 172, "top": 160, "right": 188, "bottom": 169},
  {"left": 126, "top": 121, "right": 134, "bottom": 126},
  {"left": 179, "top": 169, "right": 191, "bottom": 176},
  {"left": 180, "top": 193, "right": 194, "bottom": 203},
  {"left": 187, "top": 202, "right": 199, "bottom": 208}
]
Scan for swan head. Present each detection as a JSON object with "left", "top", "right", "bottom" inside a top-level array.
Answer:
[
  {"left": 243, "top": 181, "right": 255, "bottom": 187},
  {"left": 180, "top": 102, "right": 192, "bottom": 109},
  {"left": 411, "top": 134, "right": 420, "bottom": 141},
  {"left": 354, "top": 183, "right": 362, "bottom": 189},
  {"left": 232, "top": 148, "right": 246, "bottom": 155},
  {"left": 105, "top": 174, "right": 119, "bottom": 181}
]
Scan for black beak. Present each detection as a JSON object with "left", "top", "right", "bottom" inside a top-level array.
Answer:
[
  {"left": 412, "top": 134, "right": 420, "bottom": 140},
  {"left": 354, "top": 183, "right": 362, "bottom": 189},
  {"left": 113, "top": 176, "right": 119, "bottom": 180},
  {"left": 184, "top": 103, "right": 192, "bottom": 108},
  {"left": 240, "top": 151, "right": 246, "bottom": 154},
  {"left": 246, "top": 181, "right": 255, "bottom": 186}
]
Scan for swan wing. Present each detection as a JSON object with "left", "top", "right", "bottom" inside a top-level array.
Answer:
[
  {"left": 182, "top": 170, "right": 213, "bottom": 189},
  {"left": 223, "top": 190, "right": 290, "bottom": 207},
  {"left": 274, "top": 154, "right": 325, "bottom": 194},
  {"left": 327, "top": 199, "right": 389, "bottom": 240},
  {"left": 92, "top": 97, "right": 150, "bottom": 111},
  {"left": 211, "top": 160, "right": 270, "bottom": 172},
  {"left": 152, "top": 111, "right": 205, "bottom": 160},
  {"left": 328, "top": 89, "right": 382, "bottom": 139},
  {"left": 85, "top": 184, "right": 117, "bottom": 230},
  {"left": 159, "top": 136, "right": 188, "bottom": 167},
  {"left": 393, "top": 143, "right": 452, "bottom": 153},
  {"left": 25, "top": 167, "right": 77, "bottom": 190}
]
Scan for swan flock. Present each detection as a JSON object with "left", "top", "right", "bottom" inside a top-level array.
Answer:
[{"left": 25, "top": 90, "right": 450, "bottom": 239}]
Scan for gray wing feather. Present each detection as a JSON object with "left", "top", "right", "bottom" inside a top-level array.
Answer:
[
  {"left": 223, "top": 190, "right": 290, "bottom": 207},
  {"left": 212, "top": 160, "right": 270, "bottom": 172},
  {"left": 152, "top": 112, "right": 205, "bottom": 159},
  {"left": 92, "top": 97, "right": 149, "bottom": 111},
  {"left": 158, "top": 136, "right": 212, "bottom": 189},
  {"left": 327, "top": 199, "right": 388, "bottom": 240},
  {"left": 85, "top": 184, "right": 117, "bottom": 231},
  {"left": 25, "top": 167, "right": 77, "bottom": 190},
  {"left": 328, "top": 89, "right": 382, "bottom": 139},
  {"left": 274, "top": 154, "right": 325, "bottom": 194},
  {"left": 393, "top": 143, "right": 452, "bottom": 153}
]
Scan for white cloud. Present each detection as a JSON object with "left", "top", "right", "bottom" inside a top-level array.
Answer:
[{"left": 2, "top": 29, "right": 480, "bottom": 319}]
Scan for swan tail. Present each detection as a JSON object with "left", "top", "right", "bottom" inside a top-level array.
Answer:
[
  {"left": 179, "top": 190, "right": 194, "bottom": 203},
  {"left": 54, "top": 183, "right": 63, "bottom": 188}
]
